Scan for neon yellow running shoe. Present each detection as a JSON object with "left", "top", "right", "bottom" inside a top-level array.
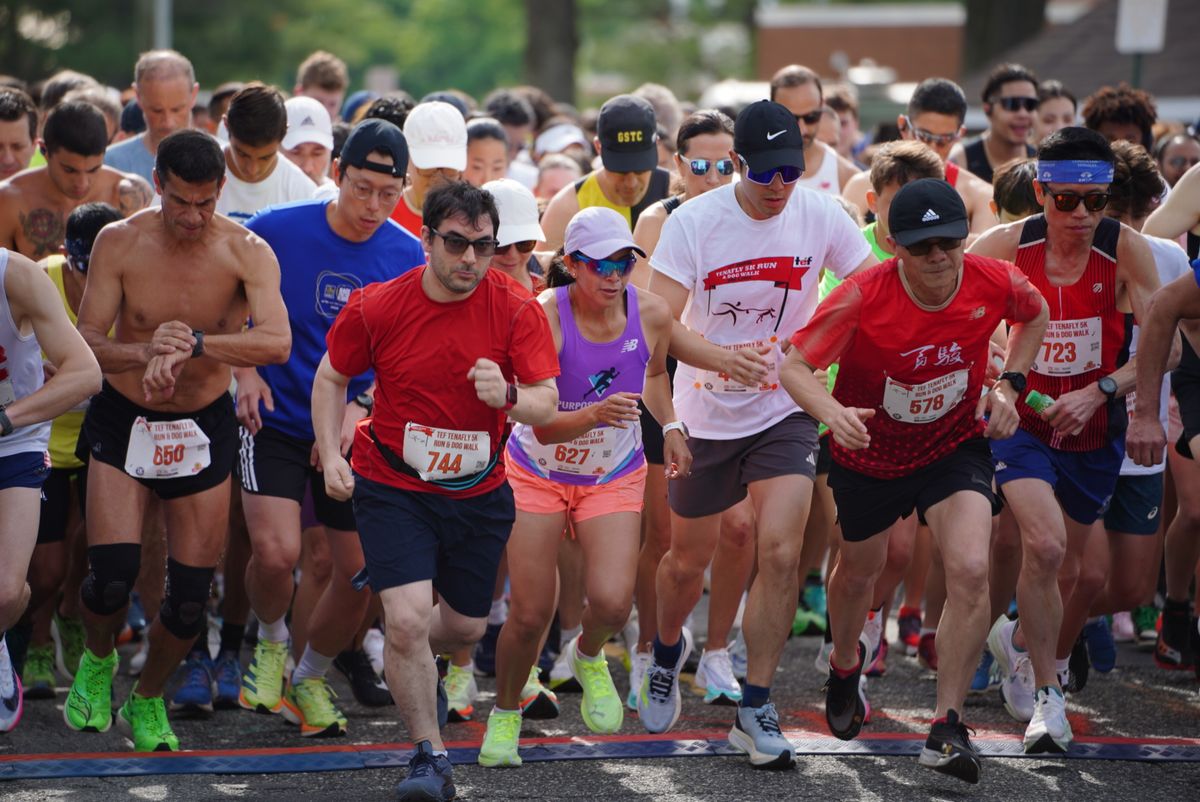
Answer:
[
  {"left": 478, "top": 707, "right": 522, "bottom": 767},
  {"left": 568, "top": 635, "right": 623, "bottom": 734},
  {"left": 239, "top": 638, "right": 288, "bottom": 714},
  {"left": 117, "top": 688, "right": 179, "bottom": 751},
  {"left": 63, "top": 648, "right": 117, "bottom": 732},
  {"left": 281, "top": 677, "right": 347, "bottom": 737}
]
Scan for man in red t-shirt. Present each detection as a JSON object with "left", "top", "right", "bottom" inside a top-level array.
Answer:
[
  {"left": 784, "top": 179, "right": 1048, "bottom": 785},
  {"left": 313, "top": 182, "right": 559, "bottom": 801}
]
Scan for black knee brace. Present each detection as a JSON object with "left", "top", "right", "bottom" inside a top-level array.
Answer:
[
  {"left": 158, "top": 559, "right": 214, "bottom": 640},
  {"left": 80, "top": 543, "right": 142, "bottom": 616}
]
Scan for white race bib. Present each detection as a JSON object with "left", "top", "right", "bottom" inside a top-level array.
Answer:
[
  {"left": 525, "top": 426, "right": 626, "bottom": 478},
  {"left": 402, "top": 422, "right": 491, "bottom": 482},
  {"left": 694, "top": 339, "right": 780, "bottom": 393},
  {"left": 124, "top": 417, "right": 211, "bottom": 479},
  {"left": 882, "top": 370, "right": 970, "bottom": 424},
  {"left": 1032, "top": 317, "right": 1102, "bottom": 377}
]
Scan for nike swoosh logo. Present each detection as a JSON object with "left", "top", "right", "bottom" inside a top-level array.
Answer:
[{"left": 767, "top": 130, "right": 786, "bottom": 141}]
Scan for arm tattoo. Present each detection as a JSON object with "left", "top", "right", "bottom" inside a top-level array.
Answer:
[
  {"left": 118, "top": 175, "right": 153, "bottom": 217},
  {"left": 18, "top": 208, "right": 65, "bottom": 259}
]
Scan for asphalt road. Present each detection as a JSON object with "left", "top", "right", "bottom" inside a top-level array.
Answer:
[{"left": 2, "top": 611, "right": 1198, "bottom": 801}]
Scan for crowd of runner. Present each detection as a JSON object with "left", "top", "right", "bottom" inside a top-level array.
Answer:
[{"left": 0, "top": 45, "right": 1199, "bottom": 800}]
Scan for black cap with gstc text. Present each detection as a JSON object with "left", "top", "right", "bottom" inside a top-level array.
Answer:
[
  {"left": 734, "top": 100, "right": 806, "bottom": 173},
  {"left": 888, "top": 178, "right": 970, "bottom": 248},
  {"left": 597, "top": 95, "right": 658, "bottom": 173},
  {"left": 338, "top": 118, "right": 409, "bottom": 178}
]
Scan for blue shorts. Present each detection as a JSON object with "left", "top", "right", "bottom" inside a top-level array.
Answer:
[
  {"left": 1103, "top": 473, "right": 1164, "bottom": 536},
  {"left": 991, "top": 428, "right": 1124, "bottom": 525},
  {"left": 0, "top": 450, "right": 50, "bottom": 491},
  {"left": 351, "top": 475, "right": 514, "bottom": 618}
]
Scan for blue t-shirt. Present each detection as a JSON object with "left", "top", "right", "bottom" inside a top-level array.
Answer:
[
  {"left": 245, "top": 198, "right": 425, "bottom": 440},
  {"left": 104, "top": 134, "right": 156, "bottom": 184}
]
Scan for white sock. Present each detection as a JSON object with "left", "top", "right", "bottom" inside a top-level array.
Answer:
[
  {"left": 560, "top": 625, "right": 582, "bottom": 651},
  {"left": 291, "top": 646, "right": 334, "bottom": 683},
  {"left": 1054, "top": 657, "right": 1070, "bottom": 675},
  {"left": 487, "top": 598, "right": 507, "bottom": 626},
  {"left": 492, "top": 706, "right": 520, "bottom": 715},
  {"left": 258, "top": 616, "right": 289, "bottom": 644}
]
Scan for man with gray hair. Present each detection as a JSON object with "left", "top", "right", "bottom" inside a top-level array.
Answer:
[{"left": 104, "top": 50, "right": 198, "bottom": 184}]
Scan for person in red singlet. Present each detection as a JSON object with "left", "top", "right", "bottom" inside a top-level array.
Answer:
[
  {"left": 968, "top": 127, "right": 1162, "bottom": 754},
  {"left": 784, "top": 179, "right": 1047, "bottom": 784}
]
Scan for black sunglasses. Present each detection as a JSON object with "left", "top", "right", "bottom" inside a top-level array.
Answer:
[
  {"left": 1046, "top": 191, "right": 1110, "bottom": 212},
  {"left": 906, "top": 238, "right": 964, "bottom": 257},
  {"left": 431, "top": 229, "right": 499, "bottom": 257},
  {"left": 794, "top": 110, "right": 823, "bottom": 126},
  {"left": 992, "top": 96, "right": 1039, "bottom": 113},
  {"left": 494, "top": 240, "right": 537, "bottom": 256}
]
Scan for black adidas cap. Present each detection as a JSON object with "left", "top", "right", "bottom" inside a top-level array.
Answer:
[
  {"left": 339, "top": 118, "right": 409, "bottom": 178},
  {"left": 888, "top": 178, "right": 969, "bottom": 247},
  {"left": 597, "top": 95, "right": 658, "bottom": 173},
  {"left": 734, "top": 100, "right": 805, "bottom": 173}
]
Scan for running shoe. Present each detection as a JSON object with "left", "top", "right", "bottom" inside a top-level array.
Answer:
[
  {"left": 126, "top": 592, "right": 147, "bottom": 640},
  {"left": 823, "top": 642, "right": 867, "bottom": 740},
  {"left": 1067, "top": 634, "right": 1090, "bottom": 693},
  {"left": 1133, "top": 605, "right": 1158, "bottom": 645},
  {"left": 0, "top": 644, "right": 22, "bottom": 732},
  {"left": 547, "top": 648, "right": 581, "bottom": 693},
  {"left": 987, "top": 616, "right": 1034, "bottom": 722},
  {"left": 619, "top": 609, "right": 640, "bottom": 672},
  {"left": 897, "top": 606, "right": 922, "bottom": 656},
  {"left": 212, "top": 651, "right": 242, "bottom": 710},
  {"left": 281, "top": 677, "right": 347, "bottom": 737},
  {"left": 918, "top": 709, "right": 979, "bottom": 784},
  {"left": 436, "top": 668, "right": 448, "bottom": 730},
  {"left": 1111, "top": 611, "right": 1136, "bottom": 644},
  {"left": 363, "top": 627, "right": 385, "bottom": 676},
  {"left": 397, "top": 740, "right": 455, "bottom": 801},
  {"left": 239, "top": 638, "right": 288, "bottom": 713},
  {"left": 693, "top": 648, "right": 743, "bottom": 705},
  {"left": 813, "top": 640, "right": 834, "bottom": 677},
  {"left": 1156, "top": 600, "right": 1194, "bottom": 670},
  {"left": 64, "top": 648, "right": 117, "bottom": 732},
  {"left": 728, "top": 628, "right": 747, "bottom": 679},
  {"left": 333, "top": 649, "right": 393, "bottom": 707},
  {"left": 519, "top": 665, "right": 559, "bottom": 719},
  {"left": 1024, "top": 685, "right": 1072, "bottom": 754},
  {"left": 169, "top": 654, "right": 214, "bottom": 714},
  {"left": 917, "top": 631, "right": 938, "bottom": 672},
  {"left": 969, "top": 650, "right": 999, "bottom": 694},
  {"left": 21, "top": 643, "right": 55, "bottom": 700},
  {"left": 1082, "top": 617, "right": 1116, "bottom": 673},
  {"left": 127, "top": 639, "right": 150, "bottom": 677},
  {"left": 443, "top": 662, "right": 477, "bottom": 723},
  {"left": 637, "top": 628, "right": 693, "bottom": 734},
  {"left": 792, "top": 577, "right": 827, "bottom": 637},
  {"left": 863, "top": 609, "right": 887, "bottom": 677},
  {"left": 473, "top": 622, "right": 501, "bottom": 677},
  {"left": 729, "top": 702, "right": 794, "bottom": 769},
  {"left": 568, "top": 636, "right": 623, "bottom": 734},
  {"left": 117, "top": 689, "right": 179, "bottom": 752},
  {"left": 478, "top": 708, "right": 522, "bottom": 768},
  {"left": 51, "top": 612, "right": 85, "bottom": 679},
  {"left": 627, "top": 649, "right": 649, "bottom": 712}
]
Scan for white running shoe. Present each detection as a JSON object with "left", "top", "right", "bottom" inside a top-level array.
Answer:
[
  {"left": 1111, "top": 612, "right": 1135, "bottom": 644},
  {"left": 626, "top": 649, "right": 650, "bottom": 711},
  {"left": 363, "top": 628, "right": 385, "bottom": 677},
  {"left": 1024, "top": 686, "right": 1073, "bottom": 754},
  {"left": 548, "top": 647, "right": 581, "bottom": 693},
  {"left": 728, "top": 629, "right": 747, "bottom": 680},
  {"left": 987, "top": 616, "right": 1035, "bottom": 722},
  {"left": 862, "top": 608, "right": 884, "bottom": 665},
  {"left": 693, "top": 648, "right": 742, "bottom": 705},
  {"left": 814, "top": 641, "right": 835, "bottom": 676},
  {"left": 128, "top": 639, "right": 150, "bottom": 677}
]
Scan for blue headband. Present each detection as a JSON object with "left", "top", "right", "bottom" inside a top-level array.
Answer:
[{"left": 1036, "top": 159, "right": 1114, "bottom": 184}]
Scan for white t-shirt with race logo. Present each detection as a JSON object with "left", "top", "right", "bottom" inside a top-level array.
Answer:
[
  {"left": 651, "top": 184, "right": 872, "bottom": 439},
  {"left": 216, "top": 153, "right": 317, "bottom": 225}
]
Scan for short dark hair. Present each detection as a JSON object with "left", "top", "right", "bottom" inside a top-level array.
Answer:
[
  {"left": 225, "top": 83, "right": 287, "bottom": 147},
  {"left": 40, "top": 70, "right": 97, "bottom": 112},
  {"left": 1081, "top": 83, "right": 1157, "bottom": 151},
  {"left": 208, "top": 81, "right": 244, "bottom": 121},
  {"left": 66, "top": 202, "right": 123, "bottom": 254},
  {"left": 991, "top": 159, "right": 1041, "bottom": 218},
  {"left": 1038, "top": 80, "right": 1076, "bottom": 111},
  {"left": 676, "top": 109, "right": 734, "bottom": 155},
  {"left": 42, "top": 101, "right": 108, "bottom": 157},
  {"left": 908, "top": 78, "right": 968, "bottom": 124},
  {"left": 1037, "top": 125, "right": 1115, "bottom": 165},
  {"left": 331, "top": 120, "right": 353, "bottom": 161},
  {"left": 769, "top": 65, "right": 822, "bottom": 103},
  {"left": 483, "top": 89, "right": 535, "bottom": 129},
  {"left": 467, "top": 117, "right": 509, "bottom": 147},
  {"left": 155, "top": 129, "right": 226, "bottom": 186},
  {"left": 982, "top": 63, "right": 1039, "bottom": 104},
  {"left": 0, "top": 88, "right": 37, "bottom": 142},
  {"left": 422, "top": 181, "right": 499, "bottom": 236},
  {"left": 1108, "top": 140, "right": 1164, "bottom": 221},
  {"left": 364, "top": 94, "right": 415, "bottom": 131}
]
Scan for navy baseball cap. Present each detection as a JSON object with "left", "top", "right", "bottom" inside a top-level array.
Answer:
[
  {"left": 597, "top": 95, "right": 658, "bottom": 173},
  {"left": 734, "top": 100, "right": 805, "bottom": 173},
  {"left": 339, "top": 118, "right": 408, "bottom": 177}
]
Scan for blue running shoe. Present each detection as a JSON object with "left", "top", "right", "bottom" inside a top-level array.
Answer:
[
  {"left": 729, "top": 702, "right": 794, "bottom": 769},
  {"left": 970, "top": 651, "right": 998, "bottom": 693},
  {"left": 397, "top": 740, "right": 455, "bottom": 801},
  {"left": 169, "top": 655, "right": 214, "bottom": 714},
  {"left": 212, "top": 652, "right": 242, "bottom": 710},
  {"left": 1082, "top": 618, "right": 1116, "bottom": 673},
  {"left": 127, "top": 592, "right": 147, "bottom": 639}
]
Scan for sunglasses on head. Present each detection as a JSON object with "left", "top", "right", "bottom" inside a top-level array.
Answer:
[
  {"left": 494, "top": 240, "right": 537, "bottom": 256},
  {"left": 794, "top": 110, "right": 823, "bottom": 126},
  {"left": 430, "top": 229, "right": 499, "bottom": 257},
  {"left": 1044, "top": 190, "right": 1111, "bottom": 212},
  {"left": 687, "top": 158, "right": 735, "bottom": 177},
  {"left": 570, "top": 251, "right": 636, "bottom": 278},
  {"left": 901, "top": 116, "right": 960, "bottom": 147},
  {"left": 992, "top": 96, "right": 1039, "bottom": 113},
  {"left": 905, "top": 238, "right": 964, "bottom": 257},
  {"left": 737, "top": 156, "right": 803, "bottom": 186}
]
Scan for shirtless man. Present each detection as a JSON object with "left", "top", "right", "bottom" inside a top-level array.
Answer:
[
  {"left": 768, "top": 65, "right": 860, "bottom": 197},
  {"left": 0, "top": 102, "right": 152, "bottom": 260},
  {"left": 64, "top": 129, "right": 290, "bottom": 752}
]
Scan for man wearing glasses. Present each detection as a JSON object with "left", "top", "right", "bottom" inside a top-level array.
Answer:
[
  {"left": 768, "top": 65, "right": 861, "bottom": 196},
  {"left": 313, "top": 181, "right": 559, "bottom": 801},
  {"left": 643, "top": 100, "right": 875, "bottom": 768},
  {"left": 783, "top": 179, "right": 1048, "bottom": 784},
  {"left": 950, "top": 63, "right": 1040, "bottom": 184},
  {"left": 232, "top": 119, "right": 424, "bottom": 737},
  {"left": 969, "top": 127, "right": 1162, "bottom": 754}
]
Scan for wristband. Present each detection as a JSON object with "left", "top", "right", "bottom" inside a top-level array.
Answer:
[
  {"left": 191, "top": 330, "right": 205, "bottom": 359},
  {"left": 662, "top": 420, "right": 689, "bottom": 440},
  {"left": 503, "top": 383, "right": 518, "bottom": 411},
  {"left": 0, "top": 408, "right": 12, "bottom": 437}
]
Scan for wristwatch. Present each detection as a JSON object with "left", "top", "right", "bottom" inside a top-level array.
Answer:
[
  {"left": 1097, "top": 375, "right": 1119, "bottom": 400},
  {"left": 191, "top": 330, "right": 205, "bottom": 359},
  {"left": 997, "top": 371, "right": 1027, "bottom": 394},
  {"left": 0, "top": 408, "right": 12, "bottom": 437},
  {"left": 353, "top": 392, "right": 374, "bottom": 413},
  {"left": 662, "top": 420, "right": 689, "bottom": 440},
  {"left": 503, "top": 383, "right": 518, "bottom": 411}
]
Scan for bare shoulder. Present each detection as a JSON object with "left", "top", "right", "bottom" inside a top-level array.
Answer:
[
  {"left": 3, "top": 248, "right": 54, "bottom": 307},
  {"left": 967, "top": 219, "right": 1022, "bottom": 258},
  {"left": 637, "top": 200, "right": 667, "bottom": 227},
  {"left": 960, "top": 170, "right": 993, "bottom": 203},
  {"left": 114, "top": 170, "right": 154, "bottom": 216},
  {"left": 636, "top": 286, "right": 672, "bottom": 331}
]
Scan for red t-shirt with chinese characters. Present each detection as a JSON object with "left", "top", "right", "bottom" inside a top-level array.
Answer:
[
  {"left": 325, "top": 266, "right": 560, "bottom": 497},
  {"left": 791, "top": 254, "right": 1045, "bottom": 479}
]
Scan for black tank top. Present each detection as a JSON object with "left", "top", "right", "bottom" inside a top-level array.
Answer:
[
  {"left": 1174, "top": 232, "right": 1200, "bottom": 382},
  {"left": 963, "top": 137, "right": 1036, "bottom": 184}
]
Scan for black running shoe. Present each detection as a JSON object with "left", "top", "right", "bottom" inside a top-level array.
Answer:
[
  {"left": 1155, "top": 600, "right": 1194, "bottom": 670},
  {"left": 918, "top": 709, "right": 980, "bottom": 784},
  {"left": 823, "top": 642, "right": 866, "bottom": 741},
  {"left": 1066, "top": 635, "right": 1089, "bottom": 693},
  {"left": 333, "top": 649, "right": 393, "bottom": 708}
]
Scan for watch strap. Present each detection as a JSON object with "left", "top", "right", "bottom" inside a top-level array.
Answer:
[
  {"left": 503, "top": 383, "right": 518, "bottom": 411},
  {"left": 0, "top": 408, "right": 12, "bottom": 437},
  {"left": 191, "top": 330, "right": 205, "bottom": 359}
]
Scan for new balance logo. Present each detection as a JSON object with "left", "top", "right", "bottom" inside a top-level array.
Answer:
[
  {"left": 620, "top": 339, "right": 639, "bottom": 353},
  {"left": 921, "top": 209, "right": 940, "bottom": 222}
]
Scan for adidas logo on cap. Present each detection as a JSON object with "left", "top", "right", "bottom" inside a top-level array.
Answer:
[
  {"left": 921, "top": 209, "right": 940, "bottom": 222},
  {"left": 300, "top": 116, "right": 315, "bottom": 127}
]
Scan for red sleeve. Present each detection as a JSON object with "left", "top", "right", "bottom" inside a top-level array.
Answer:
[
  {"left": 509, "top": 294, "right": 560, "bottom": 384},
  {"left": 326, "top": 286, "right": 374, "bottom": 378},
  {"left": 1004, "top": 264, "right": 1045, "bottom": 325},
  {"left": 789, "top": 280, "right": 864, "bottom": 369}
]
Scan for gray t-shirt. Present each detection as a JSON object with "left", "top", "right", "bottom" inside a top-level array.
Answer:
[{"left": 104, "top": 134, "right": 156, "bottom": 183}]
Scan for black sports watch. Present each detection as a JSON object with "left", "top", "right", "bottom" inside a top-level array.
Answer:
[
  {"left": 0, "top": 408, "right": 12, "bottom": 437},
  {"left": 191, "top": 330, "right": 205, "bottom": 359},
  {"left": 353, "top": 392, "right": 374, "bottom": 413},
  {"left": 998, "top": 371, "right": 1027, "bottom": 394},
  {"left": 1097, "top": 375, "right": 1119, "bottom": 400}
]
